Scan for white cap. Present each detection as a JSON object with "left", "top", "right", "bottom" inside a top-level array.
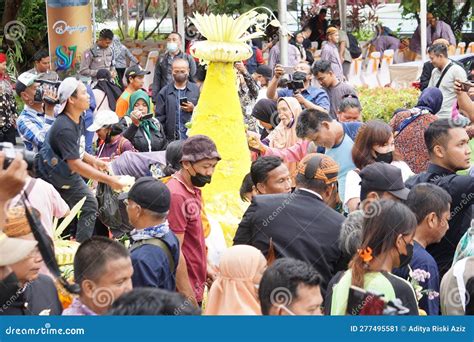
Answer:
[
  {"left": 0, "top": 232, "right": 37, "bottom": 266},
  {"left": 57, "top": 77, "right": 81, "bottom": 114},
  {"left": 87, "top": 110, "right": 119, "bottom": 132}
]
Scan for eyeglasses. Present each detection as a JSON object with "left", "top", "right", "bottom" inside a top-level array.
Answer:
[{"left": 123, "top": 199, "right": 129, "bottom": 206}]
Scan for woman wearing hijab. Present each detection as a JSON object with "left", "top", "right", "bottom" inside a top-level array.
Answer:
[
  {"left": 389, "top": 87, "right": 443, "bottom": 174},
  {"left": 251, "top": 98, "right": 279, "bottom": 140},
  {"left": 266, "top": 97, "right": 303, "bottom": 179},
  {"left": 205, "top": 245, "right": 266, "bottom": 315},
  {"left": 92, "top": 69, "right": 123, "bottom": 112},
  {"left": 120, "top": 90, "right": 167, "bottom": 152}
]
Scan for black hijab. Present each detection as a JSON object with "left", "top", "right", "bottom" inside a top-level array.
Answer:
[{"left": 93, "top": 69, "right": 123, "bottom": 111}]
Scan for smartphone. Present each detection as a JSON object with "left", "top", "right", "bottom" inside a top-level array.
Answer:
[
  {"left": 282, "top": 66, "right": 294, "bottom": 75},
  {"left": 140, "top": 113, "right": 153, "bottom": 121},
  {"left": 179, "top": 97, "right": 188, "bottom": 106},
  {"left": 460, "top": 81, "right": 474, "bottom": 92}
]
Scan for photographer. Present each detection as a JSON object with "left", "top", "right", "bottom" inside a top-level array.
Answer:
[
  {"left": 266, "top": 63, "right": 329, "bottom": 113},
  {"left": 36, "top": 77, "right": 125, "bottom": 242},
  {"left": 16, "top": 72, "right": 57, "bottom": 152}
]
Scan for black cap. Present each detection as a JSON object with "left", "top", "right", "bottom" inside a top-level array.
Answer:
[
  {"left": 255, "top": 65, "right": 272, "bottom": 80},
  {"left": 125, "top": 64, "right": 150, "bottom": 79},
  {"left": 359, "top": 162, "right": 410, "bottom": 201},
  {"left": 118, "top": 177, "right": 170, "bottom": 213}
]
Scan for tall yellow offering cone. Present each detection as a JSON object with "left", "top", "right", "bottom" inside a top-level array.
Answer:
[{"left": 189, "top": 11, "right": 274, "bottom": 244}]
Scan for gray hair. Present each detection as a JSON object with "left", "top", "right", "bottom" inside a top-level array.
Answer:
[{"left": 338, "top": 210, "right": 364, "bottom": 258}]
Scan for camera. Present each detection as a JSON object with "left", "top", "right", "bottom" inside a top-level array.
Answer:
[
  {"left": 0, "top": 142, "right": 36, "bottom": 170},
  {"left": 287, "top": 79, "right": 305, "bottom": 91},
  {"left": 286, "top": 71, "right": 307, "bottom": 91},
  {"left": 34, "top": 79, "right": 61, "bottom": 105}
]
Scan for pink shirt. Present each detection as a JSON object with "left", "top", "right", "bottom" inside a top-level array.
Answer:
[
  {"left": 11, "top": 177, "right": 70, "bottom": 238},
  {"left": 263, "top": 140, "right": 310, "bottom": 163}
]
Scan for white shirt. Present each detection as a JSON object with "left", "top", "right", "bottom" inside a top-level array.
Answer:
[
  {"left": 428, "top": 62, "right": 467, "bottom": 119},
  {"left": 344, "top": 161, "right": 414, "bottom": 206},
  {"left": 298, "top": 188, "right": 323, "bottom": 201}
]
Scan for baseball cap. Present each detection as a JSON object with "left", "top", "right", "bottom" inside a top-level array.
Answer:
[
  {"left": 87, "top": 110, "right": 119, "bottom": 132},
  {"left": 181, "top": 135, "right": 221, "bottom": 163},
  {"left": 255, "top": 65, "right": 273, "bottom": 80},
  {"left": 359, "top": 162, "right": 410, "bottom": 201},
  {"left": 0, "top": 232, "right": 37, "bottom": 266},
  {"left": 118, "top": 177, "right": 171, "bottom": 214},
  {"left": 15, "top": 72, "right": 40, "bottom": 96},
  {"left": 297, "top": 153, "right": 339, "bottom": 185},
  {"left": 125, "top": 65, "right": 150, "bottom": 80},
  {"left": 57, "top": 77, "right": 81, "bottom": 114}
]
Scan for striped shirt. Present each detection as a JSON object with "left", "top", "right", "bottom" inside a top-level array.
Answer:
[{"left": 17, "top": 106, "right": 55, "bottom": 152}]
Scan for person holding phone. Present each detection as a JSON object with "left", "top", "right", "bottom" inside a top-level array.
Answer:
[
  {"left": 155, "top": 58, "right": 200, "bottom": 143},
  {"left": 454, "top": 79, "right": 474, "bottom": 121},
  {"left": 121, "top": 90, "right": 167, "bottom": 152}
]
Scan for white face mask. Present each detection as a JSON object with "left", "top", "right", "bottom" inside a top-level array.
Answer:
[{"left": 167, "top": 42, "right": 179, "bottom": 53}]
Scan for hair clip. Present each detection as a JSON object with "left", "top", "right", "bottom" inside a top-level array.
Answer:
[{"left": 358, "top": 247, "right": 373, "bottom": 263}]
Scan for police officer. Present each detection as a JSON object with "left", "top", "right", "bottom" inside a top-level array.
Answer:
[{"left": 80, "top": 29, "right": 116, "bottom": 82}]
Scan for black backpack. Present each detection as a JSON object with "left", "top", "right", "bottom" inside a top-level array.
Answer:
[{"left": 347, "top": 33, "right": 362, "bottom": 59}]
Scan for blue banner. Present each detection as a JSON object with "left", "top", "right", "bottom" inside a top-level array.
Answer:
[{"left": 0, "top": 316, "right": 473, "bottom": 342}]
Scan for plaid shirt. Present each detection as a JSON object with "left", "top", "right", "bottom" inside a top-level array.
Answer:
[{"left": 17, "top": 106, "right": 55, "bottom": 152}]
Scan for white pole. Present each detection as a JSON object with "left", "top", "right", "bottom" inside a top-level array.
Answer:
[
  {"left": 341, "top": 0, "right": 347, "bottom": 31},
  {"left": 177, "top": 0, "right": 185, "bottom": 48},
  {"left": 278, "top": 0, "right": 288, "bottom": 66},
  {"left": 92, "top": 0, "right": 96, "bottom": 41},
  {"left": 420, "top": 0, "right": 427, "bottom": 61}
]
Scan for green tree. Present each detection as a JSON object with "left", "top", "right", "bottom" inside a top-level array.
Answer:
[{"left": 399, "top": 0, "right": 471, "bottom": 36}]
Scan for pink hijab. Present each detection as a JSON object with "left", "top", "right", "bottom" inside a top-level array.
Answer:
[
  {"left": 205, "top": 245, "right": 267, "bottom": 315},
  {"left": 268, "top": 97, "right": 303, "bottom": 149}
]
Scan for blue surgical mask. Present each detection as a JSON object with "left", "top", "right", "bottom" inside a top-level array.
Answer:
[{"left": 167, "top": 42, "right": 179, "bottom": 53}]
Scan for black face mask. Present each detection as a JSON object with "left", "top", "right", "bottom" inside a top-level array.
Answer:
[
  {"left": 374, "top": 151, "right": 393, "bottom": 164},
  {"left": 398, "top": 238, "right": 414, "bottom": 268},
  {"left": 190, "top": 165, "right": 212, "bottom": 187}
]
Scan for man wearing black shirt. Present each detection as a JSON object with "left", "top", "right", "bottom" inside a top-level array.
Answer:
[
  {"left": 45, "top": 77, "right": 124, "bottom": 242},
  {"left": 406, "top": 119, "right": 473, "bottom": 278}
]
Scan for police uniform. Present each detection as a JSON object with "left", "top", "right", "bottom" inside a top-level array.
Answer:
[{"left": 79, "top": 43, "right": 115, "bottom": 81}]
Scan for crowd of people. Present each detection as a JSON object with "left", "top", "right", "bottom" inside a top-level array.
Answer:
[{"left": 0, "top": 10, "right": 473, "bottom": 318}]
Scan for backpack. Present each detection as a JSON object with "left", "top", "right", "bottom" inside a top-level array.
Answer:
[{"left": 347, "top": 33, "right": 362, "bottom": 59}]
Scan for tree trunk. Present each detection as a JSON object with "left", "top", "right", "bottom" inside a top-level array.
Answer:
[
  {"left": 134, "top": 0, "right": 151, "bottom": 39},
  {"left": 144, "top": 6, "right": 170, "bottom": 40},
  {"left": 123, "top": 0, "right": 129, "bottom": 38},
  {"left": 2, "top": 0, "right": 23, "bottom": 28},
  {"left": 169, "top": 0, "right": 176, "bottom": 32}
]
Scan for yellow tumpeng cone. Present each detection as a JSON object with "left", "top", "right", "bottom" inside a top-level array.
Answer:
[{"left": 188, "top": 61, "right": 250, "bottom": 245}]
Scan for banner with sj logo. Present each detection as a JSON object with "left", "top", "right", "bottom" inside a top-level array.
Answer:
[{"left": 46, "top": 0, "right": 93, "bottom": 77}]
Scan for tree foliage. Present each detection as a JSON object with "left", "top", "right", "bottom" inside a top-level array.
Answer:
[{"left": 399, "top": 0, "right": 471, "bottom": 36}]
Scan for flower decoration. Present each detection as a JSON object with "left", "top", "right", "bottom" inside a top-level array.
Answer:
[
  {"left": 408, "top": 266, "right": 440, "bottom": 302},
  {"left": 190, "top": 9, "right": 280, "bottom": 63}
]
